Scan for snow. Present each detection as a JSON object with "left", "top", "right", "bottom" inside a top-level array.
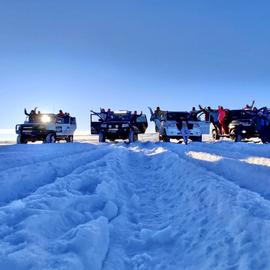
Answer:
[{"left": 0, "top": 139, "right": 270, "bottom": 269}]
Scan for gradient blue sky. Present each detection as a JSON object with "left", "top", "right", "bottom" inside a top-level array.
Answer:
[{"left": 0, "top": 0, "right": 270, "bottom": 131}]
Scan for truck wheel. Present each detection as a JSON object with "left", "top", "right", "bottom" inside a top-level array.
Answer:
[
  {"left": 45, "top": 133, "right": 56, "bottom": 143},
  {"left": 192, "top": 136, "right": 202, "bottom": 142},
  {"left": 66, "top": 135, "right": 74, "bottom": 143},
  {"left": 128, "top": 129, "right": 135, "bottom": 144},
  {"left": 235, "top": 134, "right": 242, "bottom": 142},
  {"left": 212, "top": 129, "right": 220, "bottom": 140},
  {"left": 17, "top": 135, "right": 27, "bottom": 144},
  {"left": 99, "top": 132, "right": 105, "bottom": 143},
  {"left": 163, "top": 136, "right": 170, "bottom": 142}
]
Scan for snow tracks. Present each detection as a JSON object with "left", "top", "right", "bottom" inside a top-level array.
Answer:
[{"left": 1, "top": 142, "right": 270, "bottom": 269}]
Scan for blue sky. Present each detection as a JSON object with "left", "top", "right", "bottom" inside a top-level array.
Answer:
[{"left": 0, "top": 0, "right": 270, "bottom": 131}]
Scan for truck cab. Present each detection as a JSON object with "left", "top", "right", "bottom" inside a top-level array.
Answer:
[{"left": 90, "top": 110, "right": 148, "bottom": 143}]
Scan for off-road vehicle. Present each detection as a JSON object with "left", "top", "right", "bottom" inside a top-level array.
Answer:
[
  {"left": 15, "top": 113, "right": 77, "bottom": 144},
  {"left": 211, "top": 110, "right": 261, "bottom": 142},
  {"left": 149, "top": 107, "right": 209, "bottom": 142},
  {"left": 90, "top": 110, "right": 148, "bottom": 143}
]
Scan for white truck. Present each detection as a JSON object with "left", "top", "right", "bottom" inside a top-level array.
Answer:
[
  {"left": 15, "top": 113, "right": 77, "bottom": 144},
  {"left": 149, "top": 107, "right": 209, "bottom": 143}
]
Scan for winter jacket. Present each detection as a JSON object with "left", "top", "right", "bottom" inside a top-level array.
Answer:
[{"left": 218, "top": 108, "right": 226, "bottom": 123}]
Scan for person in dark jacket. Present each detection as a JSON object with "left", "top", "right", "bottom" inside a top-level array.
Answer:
[
  {"left": 24, "top": 107, "right": 38, "bottom": 122},
  {"left": 190, "top": 107, "right": 198, "bottom": 121},
  {"left": 131, "top": 111, "right": 142, "bottom": 123},
  {"left": 243, "top": 100, "right": 255, "bottom": 111}
]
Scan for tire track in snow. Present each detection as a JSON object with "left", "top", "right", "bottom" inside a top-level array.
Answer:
[
  {"left": 0, "top": 143, "right": 97, "bottom": 171},
  {"left": 116, "top": 143, "right": 270, "bottom": 270},
  {"left": 102, "top": 145, "right": 191, "bottom": 269},
  {"left": 0, "top": 146, "right": 119, "bottom": 270},
  {"left": 164, "top": 143, "right": 270, "bottom": 200},
  {"left": 0, "top": 145, "right": 111, "bottom": 206}
]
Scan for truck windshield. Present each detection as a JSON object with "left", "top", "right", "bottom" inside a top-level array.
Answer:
[
  {"left": 230, "top": 110, "right": 253, "bottom": 120},
  {"left": 107, "top": 113, "right": 131, "bottom": 122},
  {"left": 167, "top": 112, "right": 190, "bottom": 121}
]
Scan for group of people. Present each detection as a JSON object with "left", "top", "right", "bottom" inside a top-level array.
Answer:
[
  {"left": 96, "top": 108, "right": 142, "bottom": 123},
  {"left": 24, "top": 107, "right": 41, "bottom": 122},
  {"left": 24, "top": 108, "right": 70, "bottom": 123},
  {"left": 198, "top": 101, "right": 270, "bottom": 143},
  {"left": 153, "top": 106, "right": 190, "bottom": 144},
  {"left": 152, "top": 103, "right": 270, "bottom": 144}
]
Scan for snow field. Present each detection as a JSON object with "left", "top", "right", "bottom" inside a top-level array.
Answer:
[{"left": 0, "top": 141, "right": 270, "bottom": 269}]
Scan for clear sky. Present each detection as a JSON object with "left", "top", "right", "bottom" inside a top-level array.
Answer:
[{"left": 0, "top": 0, "right": 269, "bottom": 131}]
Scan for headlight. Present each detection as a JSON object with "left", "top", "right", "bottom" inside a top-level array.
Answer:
[
  {"left": 242, "top": 130, "right": 247, "bottom": 134},
  {"left": 101, "top": 124, "right": 107, "bottom": 128},
  {"left": 122, "top": 124, "right": 129, "bottom": 128},
  {"left": 41, "top": 115, "right": 51, "bottom": 123}
]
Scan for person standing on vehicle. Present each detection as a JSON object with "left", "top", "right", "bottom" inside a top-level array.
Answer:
[
  {"left": 107, "top": 108, "right": 113, "bottom": 120},
  {"left": 243, "top": 100, "right": 255, "bottom": 111},
  {"left": 153, "top": 107, "right": 166, "bottom": 132},
  {"left": 58, "top": 110, "right": 65, "bottom": 117},
  {"left": 199, "top": 105, "right": 220, "bottom": 132},
  {"left": 190, "top": 107, "right": 198, "bottom": 121},
  {"left": 99, "top": 108, "right": 107, "bottom": 121},
  {"left": 131, "top": 111, "right": 142, "bottom": 124},
  {"left": 154, "top": 107, "right": 163, "bottom": 118},
  {"left": 181, "top": 120, "right": 190, "bottom": 145},
  {"left": 24, "top": 107, "right": 38, "bottom": 122}
]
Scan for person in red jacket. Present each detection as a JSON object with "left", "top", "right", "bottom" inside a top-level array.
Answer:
[
  {"left": 58, "top": 110, "right": 65, "bottom": 117},
  {"left": 218, "top": 106, "right": 228, "bottom": 135}
]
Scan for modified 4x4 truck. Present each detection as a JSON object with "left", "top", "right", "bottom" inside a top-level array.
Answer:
[
  {"left": 149, "top": 107, "right": 210, "bottom": 142},
  {"left": 90, "top": 110, "right": 148, "bottom": 143},
  {"left": 16, "top": 113, "right": 77, "bottom": 144},
  {"left": 211, "top": 109, "right": 261, "bottom": 142}
]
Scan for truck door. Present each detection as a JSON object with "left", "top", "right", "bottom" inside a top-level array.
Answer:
[
  {"left": 197, "top": 112, "right": 210, "bottom": 134},
  {"left": 90, "top": 114, "right": 101, "bottom": 134},
  {"left": 135, "top": 114, "right": 148, "bottom": 133}
]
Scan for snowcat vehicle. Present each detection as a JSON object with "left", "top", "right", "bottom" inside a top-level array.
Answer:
[
  {"left": 15, "top": 113, "right": 77, "bottom": 144},
  {"left": 90, "top": 110, "right": 148, "bottom": 143},
  {"left": 149, "top": 107, "right": 210, "bottom": 142}
]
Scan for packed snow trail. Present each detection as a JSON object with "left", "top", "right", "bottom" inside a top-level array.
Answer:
[{"left": 0, "top": 141, "right": 270, "bottom": 269}]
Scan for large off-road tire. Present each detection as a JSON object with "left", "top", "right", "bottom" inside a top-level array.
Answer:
[
  {"left": 163, "top": 135, "right": 170, "bottom": 142},
  {"left": 160, "top": 130, "right": 170, "bottom": 142},
  {"left": 99, "top": 132, "right": 105, "bottom": 143},
  {"left": 212, "top": 129, "right": 220, "bottom": 140},
  {"left": 66, "top": 135, "right": 74, "bottom": 143},
  {"left": 191, "top": 136, "right": 202, "bottom": 142},
  {"left": 235, "top": 133, "right": 242, "bottom": 142},
  {"left": 45, "top": 133, "right": 56, "bottom": 143},
  {"left": 17, "top": 135, "right": 27, "bottom": 144}
]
